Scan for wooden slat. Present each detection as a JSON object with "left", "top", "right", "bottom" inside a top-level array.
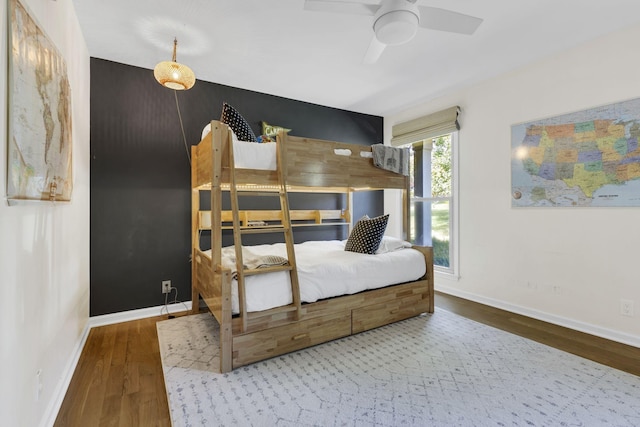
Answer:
[
  {"left": 221, "top": 223, "right": 349, "bottom": 230},
  {"left": 235, "top": 191, "right": 281, "bottom": 197},
  {"left": 246, "top": 304, "right": 298, "bottom": 320},
  {"left": 199, "top": 209, "right": 348, "bottom": 229},
  {"left": 193, "top": 120, "right": 408, "bottom": 191},
  {"left": 282, "top": 133, "right": 407, "bottom": 190},
  {"left": 239, "top": 226, "right": 288, "bottom": 235}
]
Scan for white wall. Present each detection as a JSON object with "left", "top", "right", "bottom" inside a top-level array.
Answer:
[
  {"left": 0, "top": 1, "right": 90, "bottom": 426},
  {"left": 385, "top": 24, "right": 640, "bottom": 347}
]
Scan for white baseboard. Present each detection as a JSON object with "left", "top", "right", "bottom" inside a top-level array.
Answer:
[
  {"left": 436, "top": 285, "right": 640, "bottom": 348},
  {"left": 89, "top": 301, "right": 193, "bottom": 328},
  {"left": 40, "top": 321, "right": 91, "bottom": 427},
  {"left": 42, "top": 301, "right": 193, "bottom": 427}
]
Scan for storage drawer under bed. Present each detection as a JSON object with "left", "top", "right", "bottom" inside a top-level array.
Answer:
[
  {"left": 232, "top": 312, "right": 352, "bottom": 368},
  {"left": 351, "top": 292, "right": 429, "bottom": 333}
]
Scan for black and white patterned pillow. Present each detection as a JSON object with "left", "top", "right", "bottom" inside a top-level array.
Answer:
[
  {"left": 344, "top": 214, "right": 389, "bottom": 254},
  {"left": 220, "top": 102, "right": 257, "bottom": 142}
]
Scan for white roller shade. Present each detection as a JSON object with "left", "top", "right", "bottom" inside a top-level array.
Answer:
[{"left": 391, "top": 106, "right": 460, "bottom": 147}]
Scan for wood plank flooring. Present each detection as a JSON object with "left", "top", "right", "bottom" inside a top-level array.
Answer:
[
  {"left": 54, "top": 316, "right": 174, "bottom": 427},
  {"left": 54, "top": 292, "right": 640, "bottom": 426}
]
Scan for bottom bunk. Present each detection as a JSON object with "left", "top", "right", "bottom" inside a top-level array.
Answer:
[{"left": 192, "top": 241, "right": 434, "bottom": 372}]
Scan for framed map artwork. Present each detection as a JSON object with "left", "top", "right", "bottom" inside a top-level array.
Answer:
[
  {"left": 511, "top": 98, "right": 640, "bottom": 207},
  {"left": 7, "top": 0, "right": 73, "bottom": 202}
]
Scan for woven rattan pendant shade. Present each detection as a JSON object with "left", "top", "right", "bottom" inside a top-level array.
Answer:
[{"left": 154, "top": 38, "right": 195, "bottom": 90}]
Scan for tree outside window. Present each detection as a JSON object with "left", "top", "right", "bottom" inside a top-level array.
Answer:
[{"left": 408, "top": 134, "right": 452, "bottom": 269}]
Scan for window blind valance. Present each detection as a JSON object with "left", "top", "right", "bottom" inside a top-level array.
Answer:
[{"left": 390, "top": 106, "right": 460, "bottom": 147}]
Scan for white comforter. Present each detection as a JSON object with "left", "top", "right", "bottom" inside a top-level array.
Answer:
[{"left": 206, "top": 239, "right": 426, "bottom": 313}]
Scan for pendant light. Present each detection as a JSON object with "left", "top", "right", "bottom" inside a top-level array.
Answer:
[{"left": 154, "top": 38, "right": 195, "bottom": 90}]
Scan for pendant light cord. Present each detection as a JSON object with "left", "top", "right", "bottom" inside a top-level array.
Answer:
[{"left": 174, "top": 90, "right": 191, "bottom": 165}]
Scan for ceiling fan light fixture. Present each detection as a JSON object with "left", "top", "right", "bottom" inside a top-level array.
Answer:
[
  {"left": 154, "top": 38, "right": 196, "bottom": 90},
  {"left": 374, "top": 10, "right": 418, "bottom": 45}
]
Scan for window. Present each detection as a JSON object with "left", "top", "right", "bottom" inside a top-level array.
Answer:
[
  {"left": 391, "top": 106, "right": 460, "bottom": 276},
  {"left": 404, "top": 132, "right": 458, "bottom": 275}
]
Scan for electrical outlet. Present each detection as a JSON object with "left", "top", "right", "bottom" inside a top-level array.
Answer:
[
  {"left": 620, "top": 299, "right": 634, "bottom": 317},
  {"left": 162, "top": 280, "right": 172, "bottom": 294}
]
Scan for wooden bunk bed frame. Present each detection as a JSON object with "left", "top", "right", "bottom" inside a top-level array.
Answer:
[{"left": 191, "top": 120, "right": 434, "bottom": 373}]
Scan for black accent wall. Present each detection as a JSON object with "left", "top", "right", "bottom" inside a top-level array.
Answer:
[{"left": 90, "top": 58, "right": 384, "bottom": 316}]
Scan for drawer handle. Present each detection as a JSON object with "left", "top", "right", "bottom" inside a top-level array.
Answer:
[
  {"left": 292, "top": 333, "right": 308, "bottom": 341},
  {"left": 390, "top": 309, "right": 400, "bottom": 314}
]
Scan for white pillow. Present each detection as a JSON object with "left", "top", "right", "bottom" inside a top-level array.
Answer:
[
  {"left": 201, "top": 123, "right": 212, "bottom": 140},
  {"left": 375, "top": 236, "right": 412, "bottom": 254},
  {"left": 201, "top": 123, "right": 247, "bottom": 143}
]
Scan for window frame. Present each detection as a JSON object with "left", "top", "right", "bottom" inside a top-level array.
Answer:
[{"left": 406, "top": 131, "right": 459, "bottom": 278}]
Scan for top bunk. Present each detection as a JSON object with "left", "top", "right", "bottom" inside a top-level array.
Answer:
[{"left": 191, "top": 120, "right": 409, "bottom": 193}]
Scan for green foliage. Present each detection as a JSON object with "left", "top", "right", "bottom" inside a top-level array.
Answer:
[
  {"left": 407, "top": 135, "right": 452, "bottom": 269},
  {"left": 432, "top": 237, "right": 450, "bottom": 268},
  {"left": 431, "top": 201, "right": 449, "bottom": 239},
  {"left": 431, "top": 135, "right": 451, "bottom": 197}
]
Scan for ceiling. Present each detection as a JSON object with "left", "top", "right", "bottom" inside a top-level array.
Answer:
[{"left": 73, "top": 0, "right": 640, "bottom": 117}]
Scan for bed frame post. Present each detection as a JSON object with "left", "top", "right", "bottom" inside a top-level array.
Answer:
[
  {"left": 191, "top": 145, "right": 200, "bottom": 313},
  {"left": 219, "top": 269, "right": 233, "bottom": 372},
  {"left": 211, "top": 122, "right": 234, "bottom": 373},
  {"left": 402, "top": 176, "right": 410, "bottom": 241},
  {"left": 411, "top": 245, "right": 435, "bottom": 313},
  {"left": 347, "top": 190, "right": 353, "bottom": 234},
  {"left": 424, "top": 246, "right": 435, "bottom": 313}
]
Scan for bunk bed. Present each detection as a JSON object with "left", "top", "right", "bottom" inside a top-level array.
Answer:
[{"left": 191, "top": 120, "right": 434, "bottom": 373}]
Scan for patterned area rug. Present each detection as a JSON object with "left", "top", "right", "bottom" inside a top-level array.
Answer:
[{"left": 157, "top": 309, "right": 640, "bottom": 427}]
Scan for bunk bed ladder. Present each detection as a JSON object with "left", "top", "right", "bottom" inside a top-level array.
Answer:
[{"left": 228, "top": 137, "right": 302, "bottom": 332}]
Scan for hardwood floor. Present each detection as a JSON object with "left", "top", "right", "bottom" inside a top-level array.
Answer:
[
  {"left": 54, "top": 292, "right": 640, "bottom": 426},
  {"left": 54, "top": 315, "right": 175, "bottom": 427}
]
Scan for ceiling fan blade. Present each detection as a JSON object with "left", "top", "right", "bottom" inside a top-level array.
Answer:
[
  {"left": 304, "top": 0, "right": 378, "bottom": 16},
  {"left": 363, "top": 36, "right": 386, "bottom": 64},
  {"left": 417, "top": 6, "right": 483, "bottom": 35}
]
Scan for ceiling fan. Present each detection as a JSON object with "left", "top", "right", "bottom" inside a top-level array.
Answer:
[{"left": 304, "top": 0, "right": 483, "bottom": 64}]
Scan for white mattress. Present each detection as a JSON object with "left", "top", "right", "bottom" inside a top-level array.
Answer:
[
  {"left": 231, "top": 138, "right": 276, "bottom": 170},
  {"left": 202, "top": 125, "right": 276, "bottom": 170},
  {"left": 205, "top": 239, "right": 427, "bottom": 313}
]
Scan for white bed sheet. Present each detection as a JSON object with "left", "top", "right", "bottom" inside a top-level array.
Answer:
[
  {"left": 205, "top": 239, "right": 426, "bottom": 313},
  {"left": 202, "top": 125, "right": 276, "bottom": 170}
]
